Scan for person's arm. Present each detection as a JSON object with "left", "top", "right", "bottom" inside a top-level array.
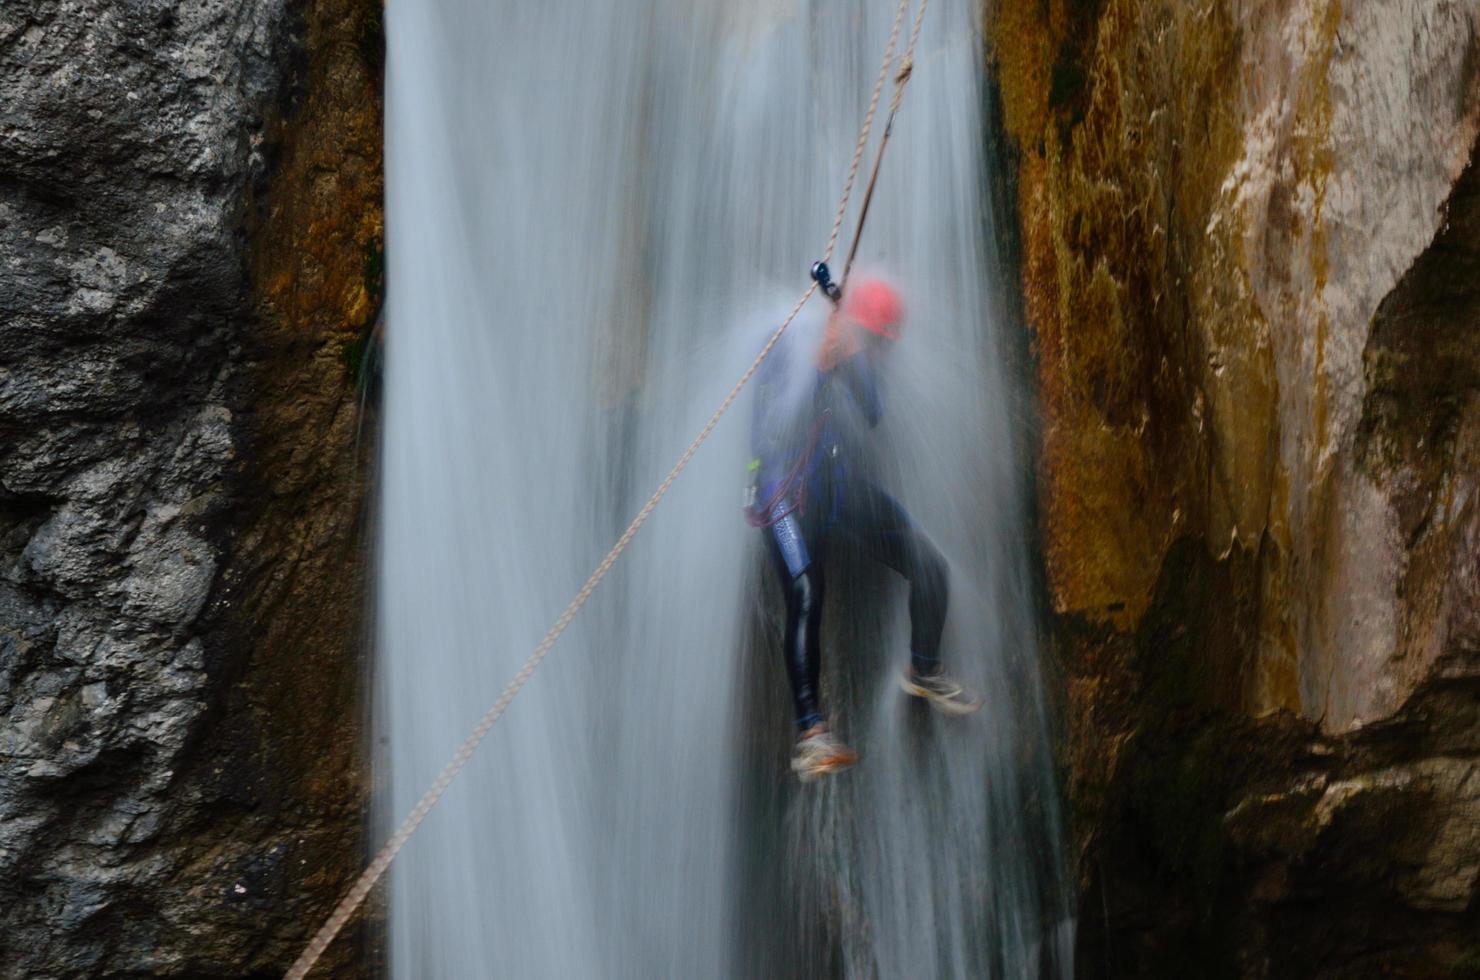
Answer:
[
  {"left": 834, "top": 350, "right": 882, "bottom": 427},
  {"left": 814, "top": 310, "right": 859, "bottom": 372},
  {"left": 814, "top": 311, "right": 883, "bottom": 426},
  {"left": 751, "top": 337, "right": 792, "bottom": 494}
]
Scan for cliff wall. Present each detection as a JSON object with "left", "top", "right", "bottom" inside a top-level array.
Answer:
[
  {"left": 987, "top": 0, "right": 1480, "bottom": 974},
  {"left": 0, "top": 0, "right": 380, "bottom": 974}
]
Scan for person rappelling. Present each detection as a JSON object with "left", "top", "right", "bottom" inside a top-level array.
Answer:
[{"left": 747, "top": 262, "right": 982, "bottom": 783}]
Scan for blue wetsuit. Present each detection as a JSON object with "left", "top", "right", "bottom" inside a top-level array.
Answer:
[{"left": 749, "top": 329, "right": 948, "bottom": 731}]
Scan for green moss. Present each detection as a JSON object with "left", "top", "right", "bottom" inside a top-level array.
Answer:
[
  {"left": 340, "top": 331, "right": 371, "bottom": 384},
  {"left": 340, "top": 238, "right": 384, "bottom": 389},
  {"left": 362, "top": 238, "right": 384, "bottom": 304}
]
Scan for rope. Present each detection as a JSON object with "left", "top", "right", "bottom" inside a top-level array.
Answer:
[
  {"left": 840, "top": 0, "right": 929, "bottom": 289},
  {"left": 821, "top": 0, "right": 911, "bottom": 265},
  {"left": 284, "top": 4, "right": 925, "bottom": 976}
]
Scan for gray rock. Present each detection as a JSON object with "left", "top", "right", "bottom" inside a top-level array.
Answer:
[{"left": 0, "top": 0, "right": 328, "bottom": 976}]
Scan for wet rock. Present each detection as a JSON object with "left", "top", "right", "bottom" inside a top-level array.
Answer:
[
  {"left": 988, "top": 0, "right": 1480, "bottom": 974},
  {"left": 0, "top": 0, "right": 380, "bottom": 975}
]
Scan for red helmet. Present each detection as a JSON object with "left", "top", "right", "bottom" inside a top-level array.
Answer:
[{"left": 841, "top": 278, "right": 903, "bottom": 340}]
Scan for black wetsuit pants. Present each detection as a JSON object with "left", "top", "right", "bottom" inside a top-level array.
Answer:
[{"left": 764, "top": 479, "right": 948, "bottom": 730}]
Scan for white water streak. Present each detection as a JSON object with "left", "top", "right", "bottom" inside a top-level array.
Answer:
[{"left": 380, "top": 1, "right": 1072, "bottom": 975}]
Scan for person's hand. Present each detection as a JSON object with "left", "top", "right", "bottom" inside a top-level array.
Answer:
[{"left": 815, "top": 311, "right": 861, "bottom": 372}]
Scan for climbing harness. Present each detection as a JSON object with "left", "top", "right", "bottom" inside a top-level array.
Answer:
[
  {"left": 285, "top": 2, "right": 928, "bottom": 976},
  {"left": 744, "top": 411, "right": 831, "bottom": 529}
]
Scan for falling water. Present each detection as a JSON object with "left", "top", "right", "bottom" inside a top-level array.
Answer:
[{"left": 379, "top": 1, "right": 1073, "bottom": 975}]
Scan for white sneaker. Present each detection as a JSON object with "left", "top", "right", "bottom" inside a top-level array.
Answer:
[
  {"left": 898, "top": 668, "right": 984, "bottom": 716},
  {"left": 790, "top": 724, "right": 859, "bottom": 782}
]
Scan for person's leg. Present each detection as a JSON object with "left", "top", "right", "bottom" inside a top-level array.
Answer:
[
  {"left": 837, "top": 482, "right": 981, "bottom": 714},
  {"left": 764, "top": 516, "right": 825, "bottom": 731},
  {"left": 836, "top": 482, "right": 949, "bottom": 675},
  {"left": 766, "top": 511, "right": 860, "bottom": 779}
]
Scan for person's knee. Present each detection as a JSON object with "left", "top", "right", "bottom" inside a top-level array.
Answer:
[{"left": 789, "top": 566, "right": 822, "bottom": 616}]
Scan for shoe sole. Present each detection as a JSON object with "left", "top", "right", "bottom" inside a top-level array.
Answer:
[{"left": 898, "top": 674, "right": 983, "bottom": 716}]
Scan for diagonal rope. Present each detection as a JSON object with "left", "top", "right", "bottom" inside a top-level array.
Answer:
[
  {"left": 821, "top": 0, "right": 911, "bottom": 265},
  {"left": 284, "top": 4, "right": 925, "bottom": 977},
  {"left": 841, "top": 0, "right": 929, "bottom": 289}
]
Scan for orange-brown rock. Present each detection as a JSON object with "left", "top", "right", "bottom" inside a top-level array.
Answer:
[{"left": 988, "top": 0, "right": 1480, "bottom": 974}]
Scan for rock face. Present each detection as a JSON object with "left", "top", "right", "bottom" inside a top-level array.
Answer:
[
  {"left": 0, "top": 0, "right": 380, "bottom": 975},
  {"left": 988, "top": 0, "right": 1479, "bottom": 974}
]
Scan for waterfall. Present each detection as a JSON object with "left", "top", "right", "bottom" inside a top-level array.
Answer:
[{"left": 379, "top": 1, "right": 1073, "bottom": 975}]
